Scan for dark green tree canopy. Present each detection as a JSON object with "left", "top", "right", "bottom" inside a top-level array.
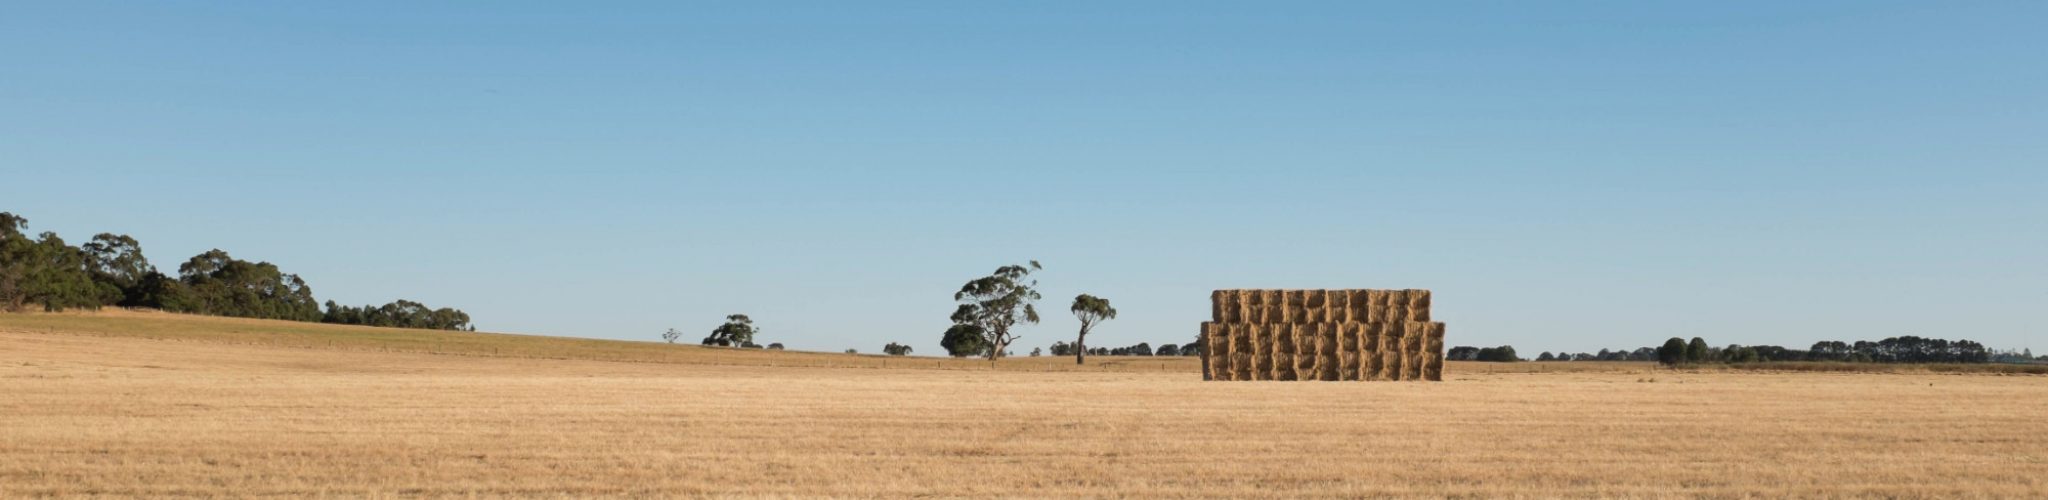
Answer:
[
  {"left": 1686, "top": 337, "right": 1710, "bottom": 363},
  {"left": 323, "top": 299, "right": 474, "bottom": 331},
  {"left": 0, "top": 211, "right": 475, "bottom": 327},
  {"left": 1657, "top": 337, "right": 1688, "bottom": 366},
  {"left": 941, "top": 323, "right": 990, "bottom": 357},
  {"left": 81, "top": 234, "right": 152, "bottom": 290},
  {"left": 173, "top": 249, "right": 321, "bottom": 322},
  {"left": 704, "top": 314, "right": 758, "bottom": 347}
]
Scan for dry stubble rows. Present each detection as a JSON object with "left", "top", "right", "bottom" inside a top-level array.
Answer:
[{"left": 4, "top": 329, "right": 2047, "bottom": 498}]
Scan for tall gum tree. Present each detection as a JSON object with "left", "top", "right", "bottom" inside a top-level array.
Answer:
[{"left": 1069, "top": 294, "right": 1116, "bottom": 365}]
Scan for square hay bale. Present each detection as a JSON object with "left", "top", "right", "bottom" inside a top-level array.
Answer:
[
  {"left": 1326, "top": 291, "right": 1349, "bottom": 323},
  {"left": 1277, "top": 288, "right": 1294, "bottom": 323},
  {"left": 1408, "top": 289, "right": 1431, "bottom": 322},
  {"left": 1304, "top": 290, "right": 1326, "bottom": 320},
  {"left": 1275, "top": 324, "right": 1301, "bottom": 381},
  {"left": 1249, "top": 324, "right": 1272, "bottom": 380},
  {"left": 1402, "top": 322, "right": 1426, "bottom": 381},
  {"left": 1384, "top": 323, "right": 1411, "bottom": 381},
  {"left": 1382, "top": 298, "right": 1407, "bottom": 324},
  {"left": 1337, "top": 322, "right": 1361, "bottom": 381},
  {"left": 1365, "top": 290, "right": 1388, "bottom": 323},
  {"left": 1361, "top": 322, "right": 1383, "bottom": 381},
  {"left": 1385, "top": 290, "right": 1410, "bottom": 322},
  {"left": 1296, "top": 324, "right": 1320, "bottom": 380},
  {"left": 1316, "top": 322, "right": 1340, "bottom": 381}
]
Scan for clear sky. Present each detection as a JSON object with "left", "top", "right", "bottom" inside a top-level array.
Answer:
[{"left": 5, "top": 2, "right": 2044, "bottom": 355}]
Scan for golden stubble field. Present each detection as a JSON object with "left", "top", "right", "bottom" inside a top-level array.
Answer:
[{"left": 4, "top": 312, "right": 2048, "bottom": 498}]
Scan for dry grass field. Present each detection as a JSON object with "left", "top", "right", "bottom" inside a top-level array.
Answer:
[{"left": 5, "top": 311, "right": 2048, "bottom": 497}]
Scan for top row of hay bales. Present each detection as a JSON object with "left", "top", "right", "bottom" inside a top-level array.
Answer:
[{"left": 1210, "top": 289, "right": 1431, "bottom": 323}]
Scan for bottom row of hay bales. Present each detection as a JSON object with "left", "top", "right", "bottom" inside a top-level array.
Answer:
[{"left": 1202, "top": 321, "right": 1444, "bottom": 381}]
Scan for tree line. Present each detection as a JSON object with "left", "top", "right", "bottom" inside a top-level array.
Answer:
[
  {"left": 0, "top": 212, "right": 473, "bottom": 331},
  {"left": 1519, "top": 335, "right": 2016, "bottom": 365},
  {"left": 1446, "top": 345, "right": 1521, "bottom": 362},
  {"left": 1455, "top": 334, "right": 2022, "bottom": 366},
  {"left": 1047, "top": 340, "right": 1202, "bottom": 358}
]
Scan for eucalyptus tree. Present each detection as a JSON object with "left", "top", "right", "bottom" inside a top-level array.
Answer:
[
  {"left": 946, "top": 261, "right": 1042, "bottom": 360},
  {"left": 703, "top": 314, "right": 758, "bottom": 347},
  {"left": 1069, "top": 293, "right": 1116, "bottom": 365},
  {"left": 81, "top": 233, "right": 153, "bottom": 305}
]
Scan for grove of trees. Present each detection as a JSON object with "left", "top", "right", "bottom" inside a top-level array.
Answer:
[
  {"left": 322, "top": 299, "right": 473, "bottom": 331},
  {"left": 1447, "top": 345, "right": 1521, "bottom": 362},
  {"left": 1, "top": 212, "right": 472, "bottom": 330},
  {"left": 1639, "top": 335, "right": 1995, "bottom": 366}
]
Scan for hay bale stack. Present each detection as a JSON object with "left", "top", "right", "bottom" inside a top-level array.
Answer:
[{"left": 1201, "top": 289, "right": 1445, "bottom": 382}]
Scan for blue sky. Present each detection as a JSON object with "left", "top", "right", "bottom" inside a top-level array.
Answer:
[{"left": 5, "top": 2, "right": 2044, "bottom": 354}]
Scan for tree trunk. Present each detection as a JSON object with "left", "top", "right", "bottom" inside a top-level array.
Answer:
[{"left": 1075, "top": 324, "right": 1092, "bottom": 365}]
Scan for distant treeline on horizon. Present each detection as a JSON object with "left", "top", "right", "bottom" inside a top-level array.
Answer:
[
  {"left": 1459, "top": 335, "right": 2042, "bottom": 365},
  {"left": 0, "top": 211, "right": 473, "bottom": 331}
]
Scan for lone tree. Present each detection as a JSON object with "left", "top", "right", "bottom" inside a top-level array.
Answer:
[
  {"left": 1069, "top": 293, "right": 1116, "bottom": 365},
  {"left": 883, "top": 342, "right": 913, "bottom": 356},
  {"left": 702, "top": 314, "right": 758, "bottom": 347},
  {"left": 661, "top": 328, "right": 684, "bottom": 344},
  {"left": 945, "top": 261, "right": 1042, "bottom": 360}
]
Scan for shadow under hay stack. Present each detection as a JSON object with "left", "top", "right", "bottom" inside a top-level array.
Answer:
[{"left": 1201, "top": 289, "right": 1445, "bottom": 381}]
